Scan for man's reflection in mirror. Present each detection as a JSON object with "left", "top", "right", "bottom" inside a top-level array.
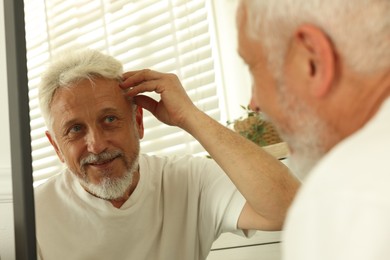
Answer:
[{"left": 34, "top": 49, "right": 299, "bottom": 260}]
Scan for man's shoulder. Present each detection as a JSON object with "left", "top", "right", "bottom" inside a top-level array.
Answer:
[
  {"left": 141, "top": 153, "right": 219, "bottom": 175},
  {"left": 34, "top": 170, "right": 67, "bottom": 198}
]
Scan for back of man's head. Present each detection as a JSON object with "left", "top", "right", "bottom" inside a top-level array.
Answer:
[{"left": 242, "top": 0, "right": 390, "bottom": 75}]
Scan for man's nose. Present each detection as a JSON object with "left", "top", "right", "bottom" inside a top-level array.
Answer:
[
  {"left": 85, "top": 127, "right": 108, "bottom": 154},
  {"left": 249, "top": 97, "right": 260, "bottom": 113}
]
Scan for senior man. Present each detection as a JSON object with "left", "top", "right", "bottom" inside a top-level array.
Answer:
[
  {"left": 35, "top": 48, "right": 299, "bottom": 260},
  {"left": 123, "top": 0, "right": 390, "bottom": 259}
]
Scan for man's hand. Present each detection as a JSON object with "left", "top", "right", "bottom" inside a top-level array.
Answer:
[{"left": 120, "top": 69, "right": 199, "bottom": 128}]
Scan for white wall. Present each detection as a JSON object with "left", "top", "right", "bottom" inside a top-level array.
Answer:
[
  {"left": 211, "top": 0, "right": 252, "bottom": 122},
  {"left": 0, "top": 0, "right": 16, "bottom": 259}
]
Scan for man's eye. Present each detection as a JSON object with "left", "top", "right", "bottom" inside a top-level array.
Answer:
[
  {"left": 105, "top": 115, "right": 117, "bottom": 123},
  {"left": 69, "top": 124, "right": 82, "bottom": 133}
]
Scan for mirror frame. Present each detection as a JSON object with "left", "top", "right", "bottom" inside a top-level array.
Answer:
[{"left": 4, "top": 0, "right": 37, "bottom": 259}]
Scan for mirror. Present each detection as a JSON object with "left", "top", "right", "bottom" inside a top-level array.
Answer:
[
  {"left": 13, "top": 0, "right": 281, "bottom": 259},
  {"left": 3, "top": 0, "right": 36, "bottom": 259}
]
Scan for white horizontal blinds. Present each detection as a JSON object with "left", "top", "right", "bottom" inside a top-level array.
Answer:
[
  {"left": 24, "top": 0, "right": 221, "bottom": 183},
  {"left": 44, "top": 0, "right": 108, "bottom": 53},
  {"left": 24, "top": 0, "right": 65, "bottom": 184},
  {"left": 106, "top": 0, "right": 219, "bottom": 156}
]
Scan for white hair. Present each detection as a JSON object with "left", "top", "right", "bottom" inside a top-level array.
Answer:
[
  {"left": 243, "top": 0, "right": 390, "bottom": 75},
  {"left": 39, "top": 49, "right": 123, "bottom": 130}
]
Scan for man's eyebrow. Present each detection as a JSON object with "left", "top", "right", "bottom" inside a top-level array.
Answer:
[
  {"left": 99, "top": 107, "right": 120, "bottom": 115},
  {"left": 58, "top": 108, "right": 123, "bottom": 132}
]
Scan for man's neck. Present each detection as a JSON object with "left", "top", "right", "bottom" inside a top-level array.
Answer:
[
  {"left": 351, "top": 69, "right": 390, "bottom": 131},
  {"left": 329, "top": 67, "right": 390, "bottom": 141}
]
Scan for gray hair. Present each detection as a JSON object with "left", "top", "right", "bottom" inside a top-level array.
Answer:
[
  {"left": 39, "top": 49, "right": 123, "bottom": 130},
  {"left": 243, "top": 0, "right": 390, "bottom": 75}
]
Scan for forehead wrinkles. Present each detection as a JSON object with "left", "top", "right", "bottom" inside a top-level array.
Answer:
[
  {"left": 52, "top": 78, "right": 126, "bottom": 109},
  {"left": 50, "top": 80, "right": 131, "bottom": 129}
]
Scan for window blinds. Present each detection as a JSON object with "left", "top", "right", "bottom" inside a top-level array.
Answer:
[{"left": 24, "top": 0, "right": 224, "bottom": 184}]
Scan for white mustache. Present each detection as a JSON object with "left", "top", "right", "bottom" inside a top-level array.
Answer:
[{"left": 80, "top": 150, "right": 123, "bottom": 166}]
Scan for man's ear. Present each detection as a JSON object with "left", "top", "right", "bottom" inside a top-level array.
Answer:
[
  {"left": 135, "top": 105, "right": 144, "bottom": 139},
  {"left": 45, "top": 131, "right": 65, "bottom": 163},
  {"left": 288, "top": 24, "right": 336, "bottom": 98}
]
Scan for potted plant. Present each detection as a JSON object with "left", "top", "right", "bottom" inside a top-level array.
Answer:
[{"left": 227, "top": 106, "right": 288, "bottom": 159}]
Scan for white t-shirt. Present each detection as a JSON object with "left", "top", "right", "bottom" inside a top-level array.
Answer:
[
  {"left": 35, "top": 155, "right": 247, "bottom": 260},
  {"left": 283, "top": 98, "right": 390, "bottom": 260}
]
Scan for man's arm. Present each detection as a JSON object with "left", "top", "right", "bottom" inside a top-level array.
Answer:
[{"left": 120, "top": 69, "right": 300, "bottom": 231}]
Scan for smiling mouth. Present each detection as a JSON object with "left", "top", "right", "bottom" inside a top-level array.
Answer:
[
  {"left": 81, "top": 151, "right": 123, "bottom": 171},
  {"left": 90, "top": 158, "right": 114, "bottom": 166},
  {"left": 88, "top": 155, "right": 120, "bottom": 167}
]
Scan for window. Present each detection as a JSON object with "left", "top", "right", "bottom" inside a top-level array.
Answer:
[{"left": 24, "top": 0, "right": 238, "bottom": 184}]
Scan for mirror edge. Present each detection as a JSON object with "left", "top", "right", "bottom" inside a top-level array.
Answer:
[{"left": 4, "top": 0, "right": 37, "bottom": 259}]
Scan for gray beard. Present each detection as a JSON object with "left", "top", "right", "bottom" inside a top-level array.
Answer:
[
  {"left": 268, "top": 77, "right": 329, "bottom": 180},
  {"left": 68, "top": 148, "right": 140, "bottom": 200},
  {"left": 77, "top": 154, "right": 139, "bottom": 200}
]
